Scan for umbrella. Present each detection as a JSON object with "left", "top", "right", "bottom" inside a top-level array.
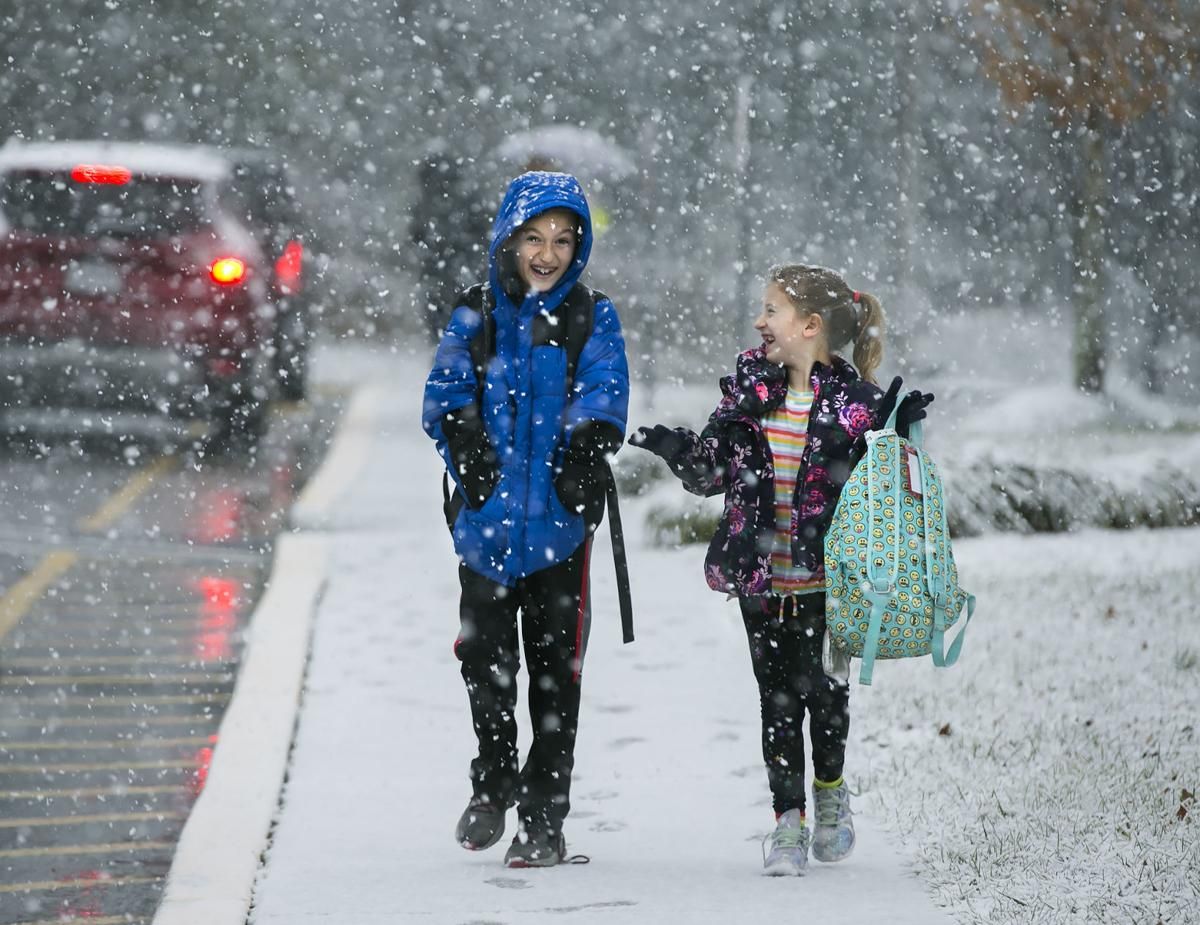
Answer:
[{"left": 495, "top": 126, "right": 637, "bottom": 182}]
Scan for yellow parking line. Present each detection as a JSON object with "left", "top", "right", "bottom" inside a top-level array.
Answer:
[
  {"left": 77, "top": 456, "right": 176, "bottom": 533},
  {"left": 2, "top": 654, "right": 227, "bottom": 668},
  {"left": 12, "top": 918, "right": 138, "bottom": 925},
  {"left": 0, "top": 809, "right": 186, "bottom": 828},
  {"left": 0, "top": 784, "right": 186, "bottom": 799},
  {"left": 13, "top": 715, "right": 219, "bottom": 728},
  {"left": 15, "top": 692, "right": 230, "bottom": 706},
  {"left": 24, "top": 630, "right": 219, "bottom": 643},
  {"left": 0, "top": 672, "right": 235, "bottom": 686},
  {"left": 0, "top": 551, "right": 78, "bottom": 646},
  {"left": 0, "top": 874, "right": 161, "bottom": 894},
  {"left": 0, "top": 840, "right": 172, "bottom": 859},
  {"left": 0, "top": 758, "right": 200, "bottom": 773},
  {"left": 0, "top": 737, "right": 211, "bottom": 751}
]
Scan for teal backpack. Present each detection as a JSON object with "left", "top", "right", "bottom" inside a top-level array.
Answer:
[{"left": 824, "top": 406, "right": 975, "bottom": 685}]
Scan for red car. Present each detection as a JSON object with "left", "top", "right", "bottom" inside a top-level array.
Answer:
[{"left": 0, "top": 140, "right": 279, "bottom": 442}]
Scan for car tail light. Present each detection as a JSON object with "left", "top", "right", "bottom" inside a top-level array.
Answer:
[
  {"left": 209, "top": 257, "right": 247, "bottom": 285},
  {"left": 274, "top": 240, "right": 303, "bottom": 294},
  {"left": 71, "top": 164, "right": 132, "bottom": 185},
  {"left": 208, "top": 357, "right": 241, "bottom": 378}
]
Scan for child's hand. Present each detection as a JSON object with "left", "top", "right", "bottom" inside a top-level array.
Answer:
[
  {"left": 896, "top": 390, "right": 934, "bottom": 438},
  {"left": 876, "top": 376, "right": 904, "bottom": 427},
  {"left": 442, "top": 407, "right": 500, "bottom": 509},
  {"left": 629, "top": 425, "right": 688, "bottom": 462}
]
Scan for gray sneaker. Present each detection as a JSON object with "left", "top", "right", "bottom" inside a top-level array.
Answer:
[
  {"left": 455, "top": 799, "right": 507, "bottom": 851},
  {"left": 503, "top": 825, "right": 567, "bottom": 868},
  {"left": 811, "top": 781, "right": 856, "bottom": 862},
  {"left": 762, "top": 808, "right": 810, "bottom": 876}
]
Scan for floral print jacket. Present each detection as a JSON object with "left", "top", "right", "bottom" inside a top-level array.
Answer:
[{"left": 663, "top": 348, "right": 889, "bottom": 597}]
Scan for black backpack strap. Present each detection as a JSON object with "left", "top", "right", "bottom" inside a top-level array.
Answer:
[
  {"left": 603, "top": 463, "right": 634, "bottom": 643},
  {"left": 459, "top": 283, "right": 494, "bottom": 406},
  {"left": 560, "top": 284, "right": 601, "bottom": 392},
  {"left": 462, "top": 282, "right": 634, "bottom": 643},
  {"left": 562, "top": 286, "right": 634, "bottom": 644}
]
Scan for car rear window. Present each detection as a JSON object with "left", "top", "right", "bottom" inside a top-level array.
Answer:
[{"left": 0, "top": 170, "right": 210, "bottom": 238}]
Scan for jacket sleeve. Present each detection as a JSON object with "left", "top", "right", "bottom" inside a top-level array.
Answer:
[
  {"left": 564, "top": 295, "right": 629, "bottom": 440},
  {"left": 421, "top": 301, "right": 485, "bottom": 450},
  {"left": 670, "top": 415, "right": 735, "bottom": 498}
]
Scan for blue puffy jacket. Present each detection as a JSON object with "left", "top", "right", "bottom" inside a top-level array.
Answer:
[{"left": 422, "top": 171, "right": 630, "bottom": 585}]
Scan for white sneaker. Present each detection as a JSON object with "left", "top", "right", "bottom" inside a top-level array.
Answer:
[
  {"left": 762, "top": 808, "right": 810, "bottom": 876},
  {"left": 811, "top": 781, "right": 856, "bottom": 862}
]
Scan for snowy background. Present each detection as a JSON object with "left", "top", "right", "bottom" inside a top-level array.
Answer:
[{"left": 4, "top": 0, "right": 1197, "bottom": 398}]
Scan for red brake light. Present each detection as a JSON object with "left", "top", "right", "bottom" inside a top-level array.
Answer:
[
  {"left": 71, "top": 164, "right": 132, "bottom": 185},
  {"left": 210, "top": 257, "right": 247, "bottom": 285},
  {"left": 274, "top": 240, "right": 303, "bottom": 294}
]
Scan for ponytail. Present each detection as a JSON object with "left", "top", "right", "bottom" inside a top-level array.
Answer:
[
  {"left": 769, "top": 264, "right": 887, "bottom": 384},
  {"left": 851, "top": 291, "right": 884, "bottom": 385}
]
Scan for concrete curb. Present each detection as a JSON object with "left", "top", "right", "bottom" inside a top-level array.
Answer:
[
  {"left": 290, "top": 384, "right": 387, "bottom": 530},
  {"left": 152, "top": 532, "right": 329, "bottom": 925},
  {"left": 153, "top": 382, "right": 384, "bottom": 925}
]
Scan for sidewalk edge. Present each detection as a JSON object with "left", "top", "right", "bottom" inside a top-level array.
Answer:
[
  {"left": 290, "top": 384, "right": 387, "bottom": 529},
  {"left": 151, "top": 532, "right": 329, "bottom": 925}
]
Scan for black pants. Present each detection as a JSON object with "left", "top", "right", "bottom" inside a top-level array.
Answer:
[
  {"left": 739, "top": 593, "right": 849, "bottom": 815},
  {"left": 455, "top": 540, "right": 592, "bottom": 836}
]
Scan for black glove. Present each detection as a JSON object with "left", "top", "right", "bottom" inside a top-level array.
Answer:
[
  {"left": 628, "top": 424, "right": 689, "bottom": 463},
  {"left": 895, "top": 390, "right": 934, "bottom": 439},
  {"left": 875, "top": 376, "right": 904, "bottom": 428},
  {"left": 555, "top": 422, "right": 621, "bottom": 528},
  {"left": 874, "top": 377, "right": 934, "bottom": 439},
  {"left": 442, "top": 406, "right": 499, "bottom": 509}
]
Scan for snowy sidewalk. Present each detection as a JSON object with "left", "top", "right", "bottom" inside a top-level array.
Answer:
[{"left": 247, "top": 348, "right": 953, "bottom": 924}]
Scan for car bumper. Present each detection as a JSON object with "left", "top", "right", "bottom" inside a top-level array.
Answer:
[{"left": 0, "top": 341, "right": 240, "bottom": 435}]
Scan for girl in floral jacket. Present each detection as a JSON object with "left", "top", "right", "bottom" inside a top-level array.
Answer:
[{"left": 630, "top": 264, "right": 932, "bottom": 876}]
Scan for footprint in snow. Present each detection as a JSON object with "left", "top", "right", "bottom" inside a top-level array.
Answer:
[{"left": 485, "top": 877, "right": 531, "bottom": 890}]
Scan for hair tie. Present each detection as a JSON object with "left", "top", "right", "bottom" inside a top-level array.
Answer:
[{"left": 852, "top": 290, "right": 861, "bottom": 303}]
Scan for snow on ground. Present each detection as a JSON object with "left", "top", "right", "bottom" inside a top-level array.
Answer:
[
  {"left": 250, "top": 335, "right": 1198, "bottom": 924},
  {"left": 854, "top": 530, "right": 1200, "bottom": 924},
  {"left": 250, "top": 343, "right": 950, "bottom": 924}
]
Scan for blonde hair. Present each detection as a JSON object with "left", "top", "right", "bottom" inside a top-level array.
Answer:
[{"left": 768, "top": 264, "right": 885, "bottom": 384}]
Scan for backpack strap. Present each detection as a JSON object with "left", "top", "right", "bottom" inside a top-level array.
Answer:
[
  {"left": 561, "top": 285, "right": 601, "bottom": 392},
  {"left": 467, "top": 283, "right": 598, "bottom": 398},
  {"left": 461, "top": 283, "right": 633, "bottom": 644},
  {"left": 459, "top": 283, "right": 494, "bottom": 406}
]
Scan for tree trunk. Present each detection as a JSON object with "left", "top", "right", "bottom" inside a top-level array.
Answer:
[
  {"left": 1072, "top": 110, "right": 1109, "bottom": 393},
  {"left": 733, "top": 75, "right": 755, "bottom": 346},
  {"left": 893, "top": 5, "right": 923, "bottom": 356}
]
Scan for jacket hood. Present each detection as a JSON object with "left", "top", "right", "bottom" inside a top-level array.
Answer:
[
  {"left": 715, "top": 347, "right": 787, "bottom": 420},
  {"left": 488, "top": 171, "right": 593, "bottom": 306}
]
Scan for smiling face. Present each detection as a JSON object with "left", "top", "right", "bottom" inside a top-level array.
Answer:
[
  {"left": 511, "top": 208, "right": 579, "bottom": 292},
  {"left": 754, "top": 282, "right": 825, "bottom": 369}
]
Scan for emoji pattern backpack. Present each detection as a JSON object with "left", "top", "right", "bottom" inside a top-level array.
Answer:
[{"left": 824, "top": 405, "right": 975, "bottom": 685}]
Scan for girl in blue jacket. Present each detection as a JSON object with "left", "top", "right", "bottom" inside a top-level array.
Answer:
[{"left": 422, "top": 172, "right": 629, "bottom": 868}]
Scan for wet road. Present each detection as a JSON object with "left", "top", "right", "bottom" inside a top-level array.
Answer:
[{"left": 0, "top": 396, "right": 342, "bottom": 923}]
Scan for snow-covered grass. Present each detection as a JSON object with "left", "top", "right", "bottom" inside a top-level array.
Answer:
[{"left": 849, "top": 529, "right": 1200, "bottom": 924}]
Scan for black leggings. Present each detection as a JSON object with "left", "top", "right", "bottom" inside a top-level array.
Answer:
[
  {"left": 739, "top": 593, "right": 849, "bottom": 815},
  {"left": 455, "top": 540, "right": 591, "bottom": 835}
]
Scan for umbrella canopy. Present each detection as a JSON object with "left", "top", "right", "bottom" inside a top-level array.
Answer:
[{"left": 495, "top": 126, "right": 637, "bottom": 182}]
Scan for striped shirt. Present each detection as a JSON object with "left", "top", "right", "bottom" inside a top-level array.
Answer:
[{"left": 763, "top": 386, "right": 822, "bottom": 595}]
